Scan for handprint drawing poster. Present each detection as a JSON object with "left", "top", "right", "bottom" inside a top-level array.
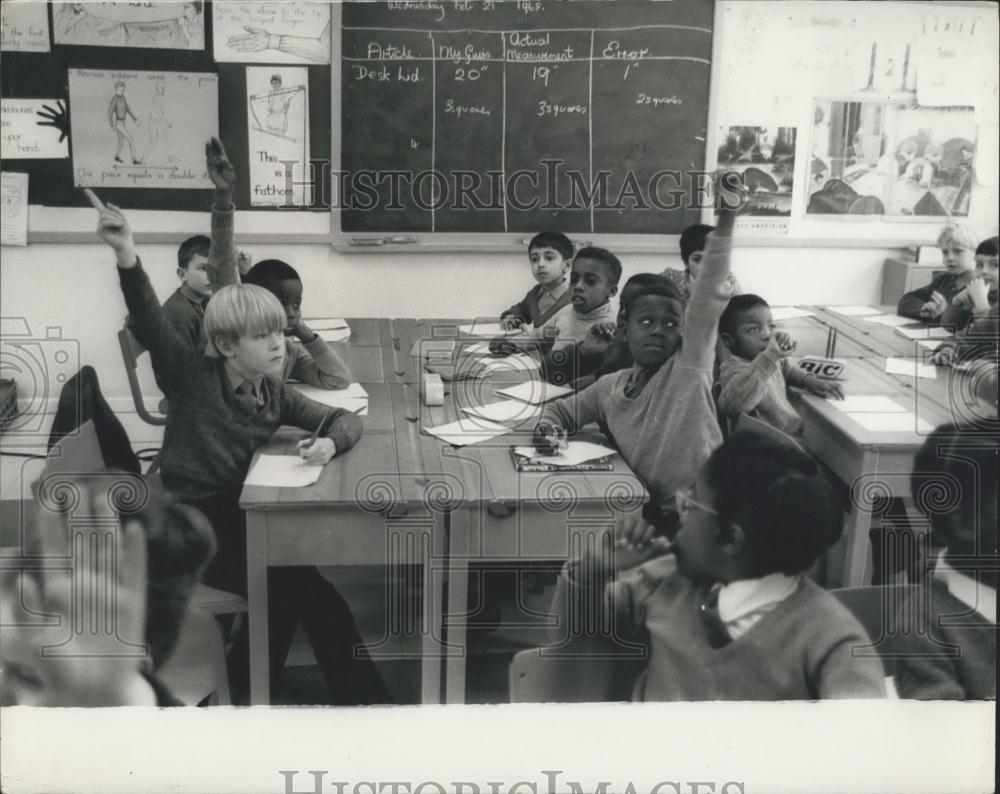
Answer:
[
  {"left": 68, "top": 69, "right": 218, "bottom": 190},
  {"left": 1, "top": 99, "right": 69, "bottom": 159},
  {"left": 213, "top": 1, "right": 331, "bottom": 64}
]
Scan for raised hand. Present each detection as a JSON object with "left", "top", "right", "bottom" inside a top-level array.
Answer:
[
  {"left": 36, "top": 100, "right": 69, "bottom": 143},
  {"left": 84, "top": 189, "right": 136, "bottom": 267},
  {"left": 965, "top": 278, "right": 991, "bottom": 311},
  {"left": 766, "top": 330, "right": 797, "bottom": 358},
  {"left": 205, "top": 137, "right": 237, "bottom": 200},
  {"left": 583, "top": 512, "right": 673, "bottom": 575}
]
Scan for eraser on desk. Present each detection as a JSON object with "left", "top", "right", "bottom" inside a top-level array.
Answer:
[
  {"left": 795, "top": 357, "right": 845, "bottom": 380},
  {"left": 423, "top": 372, "right": 444, "bottom": 406}
]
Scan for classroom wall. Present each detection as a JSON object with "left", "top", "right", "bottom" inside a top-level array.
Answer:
[{"left": 2, "top": 241, "right": 897, "bottom": 412}]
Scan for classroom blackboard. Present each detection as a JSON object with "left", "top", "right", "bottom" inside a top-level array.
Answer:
[
  {"left": 0, "top": 2, "right": 330, "bottom": 213},
  {"left": 336, "top": 0, "right": 715, "bottom": 240}
]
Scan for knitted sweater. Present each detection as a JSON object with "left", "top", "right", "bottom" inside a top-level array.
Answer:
[
  {"left": 501, "top": 282, "right": 572, "bottom": 328},
  {"left": 540, "top": 234, "right": 731, "bottom": 511},
  {"left": 118, "top": 261, "right": 362, "bottom": 502},
  {"left": 891, "top": 579, "right": 997, "bottom": 700},
  {"left": 162, "top": 286, "right": 206, "bottom": 354},
  {"left": 210, "top": 206, "right": 353, "bottom": 390},
  {"left": 551, "top": 555, "right": 887, "bottom": 701},
  {"left": 717, "top": 349, "right": 810, "bottom": 436},
  {"left": 897, "top": 272, "right": 975, "bottom": 322},
  {"left": 661, "top": 267, "right": 741, "bottom": 304},
  {"left": 540, "top": 298, "right": 618, "bottom": 345}
]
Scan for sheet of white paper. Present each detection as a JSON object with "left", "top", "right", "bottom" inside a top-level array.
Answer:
[
  {"left": 463, "top": 342, "right": 492, "bottom": 356},
  {"left": 829, "top": 395, "right": 906, "bottom": 413},
  {"left": 246, "top": 65, "right": 310, "bottom": 206},
  {"left": 515, "top": 441, "right": 617, "bottom": 467},
  {"left": 477, "top": 353, "right": 540, "bottom": 373},
  {"left": 213, "top": 1, "right": 330, "bottom": 64},
  {"left": 424, "top": 418, "right": 511, "bottom": 447},
  {"left": 496, "top": 380, "right": 573, "bottom": 405},
  {"left": 458, "top": 322, "right": 524, "bottom": 338},
  {"left": 769, "top": 307, "right": 814, "bottom": 321},
  {"left": 53, "top": 1, "right": 205, "bottom": 50},
  {"left": 305, "top": 319, "right": 349, "bottom": 331},
  {"left": 68, "top": 69, "right": 218, "bottom": 189},
  {"left": 895, "top": 326, "right": 954, "bottom": 340},
  {"left": 1, "top": 1, "right": 51, "bottom": 52},
  {"left": 290, "top": 383, "right": 369, "bottom": 414},
  {"left": 244, "top": 454, "right": 322, "bottom": 488},
  {"left": 316, "top": 327, "right": 351, "bottom": 343},
  {"left": 885, "top": 357, "right": 938, "bottom": 379},
  {"left": 828, "top": 306, "right": 882, "bottom": 316},
  {"left": 863, "top": 314, "right": 916, "bottom": 328},
  {"left": 847, "top": 412, "right": 933, "bottom": 434},
  {"left": 916, "top": 339, "right": 942, "bottom": 351},
  {"left": 1, "top": 172, "right": 28, "bottom": 247},
  {"left": 461, "top": 400, "right": 542, "bottom": 424},
  {"left": 1, "top": 99, "right": 70, "bottom": 159}
]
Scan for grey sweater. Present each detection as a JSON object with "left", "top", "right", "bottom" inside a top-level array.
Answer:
[
  {"left": 717, "top": 349, "right": 810, "bottom": 436},
  {"left": 118, "top": 261, "right": 362, "bottom": 501},
  {"left": 539, "top": 234, "right": 731, "bottom": 511},
  {"left": 552, "top": 555, "right": 887, "bottom": 701}
]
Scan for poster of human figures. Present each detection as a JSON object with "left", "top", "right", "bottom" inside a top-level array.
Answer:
[
  {"left": 68, "top": 69, "right": 218, "bottom": 189},
  {"left": 245, "top": 66, "right": 311, "bottom": 206},
  {"left": 53, "top": 1, "right": 204, "bottom": 50},
  {"left": 808, "top": 101, "right": 976, "bottom": 217}
]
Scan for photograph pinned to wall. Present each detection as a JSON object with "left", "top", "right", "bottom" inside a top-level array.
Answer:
[
  {"left": 68, "top": 69, "right": 218, "bottom": 190},
  {"left": 246, "top": 66, "right": 311, "bottom": 207},
  {"left": 808, "top": 100, "right": 976, "bottom": 218},
  {"left": 1, "top": 0, "right": 50, "bottom": 53},
  {"left": 214, "top": 1, "right": 331, "bottom": 64},
  {"left": 716, "top": 125, "right": 796, "bottom": 234},
  {"left": 1, "top": 99, "right": 70, "bottom": 159},
  {"left": 52, "top": 1, "right": 204, "bottom": 50}
]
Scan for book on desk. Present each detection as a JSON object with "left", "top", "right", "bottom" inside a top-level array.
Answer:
[{"left": 509, "top": 446, "right": 615, "bottom": 473}]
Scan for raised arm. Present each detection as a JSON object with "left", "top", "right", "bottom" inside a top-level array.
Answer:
[
  {"left": 286, "top": 336, "right": 353, "bottom": 390},
  {"left": 205, "top": 138, "right": 240, "bottom": 291}
]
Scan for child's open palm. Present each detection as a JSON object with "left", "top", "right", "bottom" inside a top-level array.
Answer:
[
  {"left": 0, "top": 481, "right": 152, "bottom": 706},
  {"left": 206, "top": 137, "right": 237, "bottom": 196}
]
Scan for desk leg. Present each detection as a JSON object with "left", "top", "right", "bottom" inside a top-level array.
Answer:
[
  {"left": 843, "top": 450, "right": 877, "bottom": 587},
  {"left": 419, "top": 512, "right": 446, "bottom": 705},
  {"left": 246, "top": 511, "right": 270, "bottom": 705},
  {"left": 444, "top": 510, "right": 469, "bottom": 705}
]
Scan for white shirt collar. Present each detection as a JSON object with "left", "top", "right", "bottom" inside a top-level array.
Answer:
[
  {"left": 717, "top": 572, "right": 800, "bottom": 625},
  {"left": 935, "top": 549, "right": 996, "bottom": 623}
]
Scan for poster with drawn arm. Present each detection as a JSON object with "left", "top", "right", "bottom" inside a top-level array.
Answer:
[
  {"left": 214, "top": 1, "right": 331, "bottom": 64},
  {"left": 68, "top": 70, "right": 218, "bottom": 190},
  {"left": 246, "top": 66, "right": 311, "bottom": 206},
  {"left": 53, "top": 1, "right": 204, "bottom": 50}
]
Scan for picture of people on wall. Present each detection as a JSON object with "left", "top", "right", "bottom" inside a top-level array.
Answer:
[{"left": 808, "top": 100, "right": 976, "bottom": 217}]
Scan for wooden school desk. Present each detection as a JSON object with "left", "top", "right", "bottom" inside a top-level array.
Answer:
[{"left": 240, "top": 319, "right": 647, "bottom": 704}]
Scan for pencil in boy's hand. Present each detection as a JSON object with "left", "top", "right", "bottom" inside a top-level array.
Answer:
[{"left": 305, "top": 409, "right": 332, "bottom": 446}]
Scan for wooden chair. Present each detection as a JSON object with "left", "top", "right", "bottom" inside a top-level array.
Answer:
[
  {"left": 509, "top": 636, "right": 647, "bottom": 703},
  {"left": 117, "top": 321, "right": 167, "bottom": 427}
]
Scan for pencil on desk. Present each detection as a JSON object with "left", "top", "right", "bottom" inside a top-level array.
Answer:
[
  {"left": 825, "top": 328, "right": 832, "bottom": 358},
  {"left": 831, "top": 328, "right": 838, "bottom": 359}
]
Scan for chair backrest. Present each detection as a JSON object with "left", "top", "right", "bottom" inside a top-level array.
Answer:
[
  {"left": 831, "top": 586, "right": 918, "bottom": 677},
  {"left": 117, "top": 321, "right": 167, "bottom": 426},
  {"left": 509, "top": 637, "right": 646, "bottom": 703},
  {"left": 44, "top": 418, "right": 105, "bottom": 476}
]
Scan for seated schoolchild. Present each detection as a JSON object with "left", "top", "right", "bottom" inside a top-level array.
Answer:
[
  {"left": 932, "top": 237, "right": 999, "bottom": 368},
  {"left": 550, "top": 431, "right": 887, "bottom": 700},
  {"left": 661, "top": 223, "right": 741, "bottom": 304},
  {"left": 940, "top": 236, "right": 999, "bottom": 332},
  {"left": 898, "top": 224, "right": 979, "bottom": 323},
  {"left": 86, "top": 183, "right": 391, "bottom": 705},
  {"left": 534, "top": 208, "right": 738, "bottom": 527},
  {"left": 892, "top": 423, "right": 997, "bottom": 699},
  {"left": 206, "top": 139, "right": 351, "bottom": 390},
  {"left": 717, "top": 294, "right": 844, "bottom": 435},
  {"left": 162, "top": 234, "right": 213, "bottom": 353},
  {"left": 0, "top": 477, "right": 215, "bottom": 706},
  {"left": 499, "top": 230, "right": 573, "bottom": 331}
]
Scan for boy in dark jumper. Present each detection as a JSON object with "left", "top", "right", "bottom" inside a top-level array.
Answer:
[
  {"left": 86, "top": 185, "right": 391, "bottom": 705},
  {"left": 898, "top": 224, "right": 979, "bottom": 323}
]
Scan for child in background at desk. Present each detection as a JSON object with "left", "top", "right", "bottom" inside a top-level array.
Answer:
[
  {"left": 1, "top": 479, "right": 216, "bottom": 706},
  {"left": 550, "top": 431, "right": 886, "bottom": 701},
  {"left": 499, "top": 230, "right": 573, "bottom": 330},
  {"left": 661, "top": 223, "right": 741, "bottom": 304},
  {"left": 717, "top": 294, "right": 844, "bottom": 436},
  {"left": 206, "top": 138, "right": 352, "bottom": 390},
  {"left": 86, "top": 189, "right": 391, "bottom": 705},
  {"left": 897, "top": 223, "right": 979, "bottom": 323},
  {"left": 938, "top": 236, "right": 999, "bottom": 335},
  {"left": 891, "top": 424, "right": 996, "bottom": 699},
  {"left": 534, "top": 207, "right": 737, "bottom": 529},
  {"left": 539, "top": 246, "right": 620, "bottom": 344}
]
